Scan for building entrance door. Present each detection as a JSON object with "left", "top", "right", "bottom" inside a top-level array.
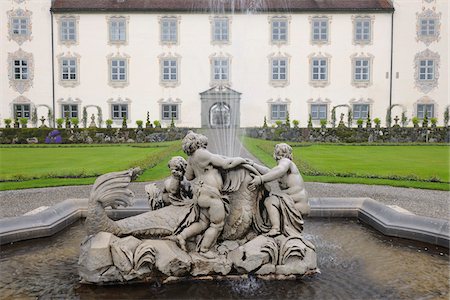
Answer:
[
  {"left": 210, "top": 102, "right": 231, "bottom": 128},
  {"left": 200, "top": 86, "right": 241, "bottom": 128}
]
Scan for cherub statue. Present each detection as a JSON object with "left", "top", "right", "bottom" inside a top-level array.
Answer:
[
  {"left": 172, "top": 131, "right": 249, "bottom": 258},
  {"left": 145, "top": 156, "right": 192, "bottom": 210},
  {"left": 249, "top": 143, "right": 309, "bottom": 237}
]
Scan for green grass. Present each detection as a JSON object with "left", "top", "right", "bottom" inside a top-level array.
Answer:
[
  {"left": 242, "top": 137, "right": 450, "bottom": 191},
  {"left": 0, "top": 142, "right": 182, "bottom": 190}
]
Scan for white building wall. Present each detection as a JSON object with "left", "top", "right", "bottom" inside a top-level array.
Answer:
[
  {"left": 392, "top": 0, "right": 448, "bottom": 125},
  {"left": 1, "top": 0, "right": 53, "bottom": 126},
  {"left": 1, "top": 0, "right": 447, "bottom": 128}
]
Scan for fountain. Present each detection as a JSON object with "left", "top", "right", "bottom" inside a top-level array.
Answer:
[{"left": 1, "top": 0, "right": 449, "bottom": 298}]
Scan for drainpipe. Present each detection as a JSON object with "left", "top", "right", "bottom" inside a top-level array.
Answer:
[
  {"left": 50, "top": 8, "right": 56, "bottom": 128},
  {"left": 389, "top": 10, "right": 394, "bottom": 111}
]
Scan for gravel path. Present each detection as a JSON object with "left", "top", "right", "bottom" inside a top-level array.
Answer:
[
  {"left": 1, "top": 130, "right": 448, "bottom": 220},
  {"left": 1, "top": 180, "right": 448, "bottom": 220}
]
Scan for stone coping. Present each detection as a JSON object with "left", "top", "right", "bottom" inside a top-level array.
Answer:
[{"left": 0, "top": 197, "right": 448, "bottom": 248}]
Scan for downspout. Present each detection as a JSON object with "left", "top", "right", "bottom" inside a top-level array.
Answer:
[
  {"left": 50, "top": 7, "right": 56, "bottom": 128},
  {"left": 389, "top": 9, "right": 394, "bottom": 110}
]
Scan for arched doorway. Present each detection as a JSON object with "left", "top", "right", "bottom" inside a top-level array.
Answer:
[
  {"left": 200, "top": 86, "right": 241, "bottom": 128},
  {"left": 210, "top": 102, "right": 231, "bottom": 128}
]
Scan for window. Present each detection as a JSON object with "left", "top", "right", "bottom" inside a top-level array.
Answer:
[
  {"left": 419, "top": 60, "right": 434, "bottom": 80},
  {"left": 354, "top": 18, "right": 371, "bottom": 43},
  {"left": 14, "top": 104, "right": 30, "bottom": 119},
  {"left": 109, "top": 18, "right": 126, "bottom": 42},
  {"left": 353, "top": 104, "right": 369, "bottom": 120},
  {"left": 111, "top": 59, "right": 127, "bottom": 81},
  {"left": 61, "top": 18, "right": 76, "bottom": 42},
  {"left": 271, "top": 104, "right": 287, "bottom": 120},
  {"left": 14, "top": 60, "right": 28, "bottom": 80},
  {"left": 62, "top": 105, "right": 78, "bottom": 118},
  {"left": 272, "top": 59, "right": 287, "bottom": 81},
  {"left": 311, "top": 104, "right": 327, "bottom": 120},
  {"left": 162, "top": 59, "right": 177, "bottom": 81},
  {"left": 420, "top": 18, "right": 436, "bottom": 36},
  {"left": 271, "top": 18, "right": 287, "bottom": 43},
  {"left": 162, "top": 104, "right": 178, "bottom": 120},
  {"left": 61, "top": 59, "right": 77, "bottom": 81},
  {"left": 12, "top": 17, "right": 28, "bottom": 35},
  {"left": 212, "top": 58, "right": 229, "bottom": 81},
  {"left": 417, "top": 104, "right": 434, "bottom": 119},
  {"left": 312, "top": 18, "right": 328, "bottom": 42},
  {"left": 161, "top": 18, "right": 177, "bottom": 43},
  {"left": 112, "top": 104, "right": 128, "bottom": 119},
  {"left": 212, "top": 18, "right": 229, "bottom": 42},
  {"left": 311, "top": 58, "right": 327, "bottom": 81},
  {"left": 354, "top": 59, "right": 370, "bottom": 81}
]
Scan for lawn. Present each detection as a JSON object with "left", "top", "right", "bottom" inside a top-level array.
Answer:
[
  {"left": 242, "top": 137, "right": 450, "bottom": 191},
  {"left": 0, "top": 142, "right": 182, "bottom": 190}
]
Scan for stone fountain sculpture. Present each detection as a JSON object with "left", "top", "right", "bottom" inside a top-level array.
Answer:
[{"left": 79, "top": 131, "right": 317, "bottom": 284}]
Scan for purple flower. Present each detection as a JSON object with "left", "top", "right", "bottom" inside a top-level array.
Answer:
[{"left": 54, "top": 136, "right": 62, "bottom": 143}]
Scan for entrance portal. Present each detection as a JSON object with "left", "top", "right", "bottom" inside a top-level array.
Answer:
[{"left": 200, "top": 86, "right": 241, "bottom": 128}]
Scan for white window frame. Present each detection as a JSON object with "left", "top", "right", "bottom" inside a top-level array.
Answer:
[
  {"left": 311, "top": 17, "right": 329, "bottom": 44},
  {"left": 417, "top": 104, "right": 434, "bottom": 119},
  {"left": 61, "top": 58, "right": 77, "bottom": 81},
  {"left": 311, "top": 58, "right": 327, "bottom": 81},
  {"left": 212, "top": 17, "right": 229, "bottom": 43},
  {"left": 271, "top": 17, "right": 288, "bottom": 44},
  {"left": 418, "top": 59, "right": 435, "bottom": 81},
  {"left": 160, "top": 17, "right": 178, "bottom": 44},
  {"left": 60, "top": 17, "right": 77, "bottom": 43},
  {"left": 352, "top": 104, "right": 370, "bottom": 120},
  {"left": 14, "top": 103, "right": 30, "bottom": 119},
  {"left": 310, "top": 104, "right": 327, "bottom": 120},
  {"left": 271, "top": 104, "right": 287, "bottom": 120},
  {"left": 162, "top": 104, "right": 179, "bottom": 120},
  {"left": 11, "top": 17, "right": 28, "bottom": 36},
  {"left": 212, "top": 58, "right": 229, "bottom": 82},
  {"left": 353, "top": 16, "right": 373, "bottom": 45},
  {"left": 13, "top": 59, "right": 28, "bottom": 80},
  {"left": 420, "top": 18, "right": 436, "bottom": 37},
  {"left": 162, "top": 59, "right": 178, "bottom": 82},
  {"left": 354, "top": 58, "right": 370, "bottom": 82},
  {"left": 109, "top": 17, "right": 127, "bottom": 43},
  {"left": 272, "top": 58, "right": 287, "bottom": 81},
  {"left": 62, "top": 104, "right": 79, "bottom": 118},
  {"left": 111, "top": 59, "right": 127, "bottom": 82},
  {"left": 111, "top": 104, "right": 129, "bottom": 120}
]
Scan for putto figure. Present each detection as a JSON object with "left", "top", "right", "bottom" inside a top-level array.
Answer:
[
  {"left": 145, "top": 156, "right": 192, "bottom": 210},
  {"left": 173, "top": 131, "right": 249, "bottom": 257},
  {"left": 249, "top": 143, "right": 309, "bottom": 237}
]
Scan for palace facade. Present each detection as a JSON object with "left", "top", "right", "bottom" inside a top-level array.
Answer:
[{"left": 1, "top": 0, "right": 448, "bottom": 128}]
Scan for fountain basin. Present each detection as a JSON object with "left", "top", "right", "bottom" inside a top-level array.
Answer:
[
  {"left": 1, "top": 197, "right": 448, "bottom": 248},
  {"left": 0, "top": 218, "right": 448, "bottom": 299}
]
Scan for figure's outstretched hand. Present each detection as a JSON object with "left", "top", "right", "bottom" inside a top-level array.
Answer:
[
  {"left": 248, "top": 173, "right": 263, "bottom": 191},
  {"left": 244, "top": 158, "right": 254, "bottom": 166}
]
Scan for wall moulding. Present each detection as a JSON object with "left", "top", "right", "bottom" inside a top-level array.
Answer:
[
  {"left": 8, "top": 48, "right": 34, "bottom": 94},
  {"left": 7, "top": 8, "right": 32, "bottom": 45}
]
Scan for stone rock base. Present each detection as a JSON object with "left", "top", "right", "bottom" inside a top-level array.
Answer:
[{"left": 79, "top": 232, "right": 318, "bottom": 284}]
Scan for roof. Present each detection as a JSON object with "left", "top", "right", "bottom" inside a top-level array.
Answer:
[{"left": 51, "top": 0, "right": 394, "bottom": 13}]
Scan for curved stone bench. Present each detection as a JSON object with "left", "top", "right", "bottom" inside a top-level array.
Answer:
[{"left": 1, "top": 197, "right": 448, "bottom": 248}]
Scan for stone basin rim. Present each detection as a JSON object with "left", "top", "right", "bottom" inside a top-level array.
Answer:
[{"left": 0, "top": 197, "right": 448, "bottom": 248}]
